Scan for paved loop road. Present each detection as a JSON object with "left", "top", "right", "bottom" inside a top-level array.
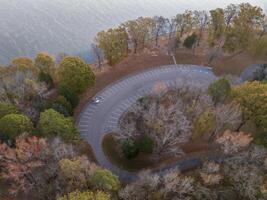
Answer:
[{"left": 77, "top": 65, "right": 217, "bottom": 181}]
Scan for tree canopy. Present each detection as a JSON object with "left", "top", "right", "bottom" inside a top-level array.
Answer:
[
  {"left": 89, "top": 169, "right": 120, "bottom": 191},
  {"left": 38, "top": 109, "right": 78, "bottom": 140},
  {"left": 34, "top": 52, "right": 55, "bottom": 74},
  {"left": 57, "top": 190, "right": 111, "bottom": 200},
  {"left": 0, "top": 103, "right": 19, "bottom": 119},
  {"left": 232, "top": 81, "right": 267, "bottom": 131},
  {"left": 224, "top": 3, "right": 265, "bottom": 53},
  {"left": 0, "top": 114, "right": 33, "bottom": 141},
  {"left": 58, "top": 56, "right": 95, "bottom": 95},
  {"left": 95, "top": 27, "right": 128, "bottom": 66}
]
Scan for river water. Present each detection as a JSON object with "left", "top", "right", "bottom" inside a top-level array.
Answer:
[{"left": 0, "top": 0, "right": 266, "bottom": 65}]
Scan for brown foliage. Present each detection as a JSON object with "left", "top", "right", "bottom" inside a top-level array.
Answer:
[
  {"left": 216, "top": 129, "right": 253, "bottom": 154},
  {"left": 0, "top": 136, "right": 48, "bottom": 196}
]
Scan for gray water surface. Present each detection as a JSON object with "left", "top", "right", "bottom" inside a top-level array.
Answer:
[{"left": 0, "top": 0, "right": 266, "bottom": 65}]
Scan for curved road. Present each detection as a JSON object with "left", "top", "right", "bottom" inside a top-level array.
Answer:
[{"left": 77, "top": 65, "right": 217, "bottom": 181}]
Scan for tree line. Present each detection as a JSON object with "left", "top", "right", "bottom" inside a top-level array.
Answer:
[{"left": 93, "top": 3, "right": 267, "bottom": 67}]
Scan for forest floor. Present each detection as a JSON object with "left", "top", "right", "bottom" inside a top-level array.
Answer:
[{"left": 102, "top": 133, "right": 220, "bottom": 172}]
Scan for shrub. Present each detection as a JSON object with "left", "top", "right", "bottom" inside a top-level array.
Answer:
[
  {"left": 208, "top": 78, "right": 231, "bottom": 104},
  {"left": 37, "top": 96, "right": 72, "bottom": 117},
  {"left": 0, "top": 114, "right": 33, "bottom": 141},
  {"left": 58, "top": 85, "right": 79, "bottom": 108},
  {"left": 38, "top": 109, "right": 78, "bottom": 140},
  {"left": 38, "top": 71, "right": 53, "bottom": 88},
  {"left": 57, "top": 190, "right": 111, "bottom": 200},
  {"left": 55, "top": 96, "right": 73, "bottom": 115},
  {"left": 122, "top": 139, "right": 139, "bottom": 159},
  {"left": 183, "top": 33, "right": 198, "bottom": 49},
  {"left": 254, "top": 132, "right": 267, "bottom": 148},
  {"left": 35, "top": 100, "right": 52, "bottom": 113},
  {"left": 232, "top": 81, "right": 267, "bottom": 131},
  {"left": 51, "top": 103, "right": 70, "bottom": 117},
  {"left": 0, "top": 103, "right": 19, "bottom": 119},
  {"left": 193, "top": 109, "right": 215, "bottom": 138},
  {"left": 137, "top": 136, "right": 154, "bottom": 154},
  {"left": 58, "top": 57, "right": 95, "bottom": 95},
  {"left": 249, "top": 35, "right": 267, "bottom": 58},
  {"left": 89, "top": 169, "right": 120, "bottom": 191}
]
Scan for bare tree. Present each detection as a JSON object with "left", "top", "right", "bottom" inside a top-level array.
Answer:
[
  {"left": 224, "top": 4, "right": 238, "bottom": 31},
  {"left": 160, "top": 171, "right": 194, "bottom": 199},
  {"left": 166, "top": 17, "right": 177, "bottom": 54},
  {"left": 91, "top": 43, "right": 104, "bottom": 69},
  {"left": 116, "top": 90, "right": 193, "bottom": 159},
  {"left": 175, "top": 10, "right": 193, "bottom": 38},
  {"left": 152, "top": 16, "right": 167, "bottom": 47},
  {"left": 209, "top": 102, "right": 242, "bottom": 141},
  {"left": 193, "top": 10, "right": 209, "bottom": 46},
  {"left": 119, "top": 171, "right": 160, "bottom": 200},
  {"left": 123, "top": 17, "right": 155, "bottom": 53},
  {"left": 260, "top": 16, "right": 267, "bottom": 37}
]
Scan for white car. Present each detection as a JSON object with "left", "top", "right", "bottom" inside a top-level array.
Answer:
[{"left": 91, "top": 97, "right": 102, "bottom": 104}]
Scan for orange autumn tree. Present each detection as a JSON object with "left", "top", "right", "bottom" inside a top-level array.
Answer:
[{"left": 0, "top": 136, "right": 48, "bottom": 196}]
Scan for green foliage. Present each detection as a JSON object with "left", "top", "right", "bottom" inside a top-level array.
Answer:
[
  {"left": 11, "top": 57, "right": 37, "bottom": 74},
  {"left": 254, "top": 132, "right": 267, "bottom": 148},
  {"left": 123, "top": 17, "right": 155, "bottom": 54},
  {"left": 137, "top": 136, "right": 154, "bottom": 154},
  {"left": 35, "top": 52, "right": 55, "bottom": 74},
  {"left": 51, "top": 103, "right": 70, "bottom": 117},
  {"left": 249, "top": 35, "right": 267, "bottom": 58},
  {"left": 96, "top": 27, "right": 128, "bottom": 66},
  {"left": 58, "top": 56, "right": 95, "bottom": 95},
  {"left": 102, "top": 134, "right": 153, "bottom": 171},
  {"left": 58, "top": 85, "right": 79, "bottom": 108},
  {"left": 38, "top": 70, "right": 54, "bottom": 88},
  {"left": 122, "top": 139, "right": 139, "bottom": 159},
  {"left": 208, "top": 78, "right": 231, "bottom": 104},
  {"left": 208, "top": 8, "right": 225, "bottom": 46},
  {"left": 37, "top": 95, "right": 73, "bottom": 117},
  {"left": 57, "top": 190, "right": 111, "bottom": 200},
  {"left": 193, "top": 109, "right": 215, "bottom": 138},
  {"left": 0, "top": 103, "right": 19, "bottom": 119},
  {"left": 232, "top": 81, "right": 267, "bottom": 132},
  {"left": 55, "top": 96, "right": 73, "bottom": 115},
  {"left": 224, "top": 3, "right": 265, "bottom": 53},
  {"left": 38, "top": 109, "right": 78, "bottom": 140},
  {"left": 0, "top": 114, "right": 33, "bottom": 141},
  {"left": 183, "top": 33, "right": 197, "bottom": 49},
  {"left": 90, "top": 169, "right": 120, "bottom": 191},
  {"left": 175, "top": 11, "right": 194, "bottom": 38},
  {"left": 35, "top": 53, "right": 55, "bottom": 88},
  {"left": 59, "top": 158, "right": 83, "bottom": 180}
]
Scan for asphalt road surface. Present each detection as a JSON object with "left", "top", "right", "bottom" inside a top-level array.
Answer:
[{"left": 77, "top": 65, "right": 217, "bottom": 181}]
